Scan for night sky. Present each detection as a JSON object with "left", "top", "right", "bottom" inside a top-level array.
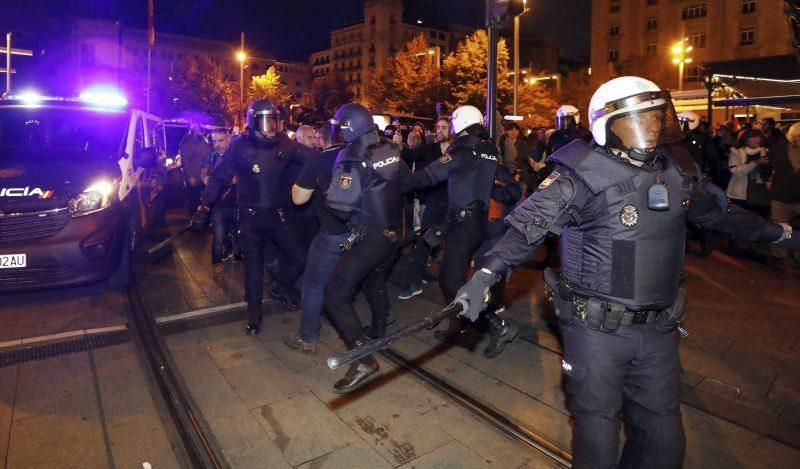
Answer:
[{"left": 2, "top": 0, "right": 590, "bottom": 62}]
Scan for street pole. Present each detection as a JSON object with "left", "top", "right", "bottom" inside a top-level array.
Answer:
[
  {"left": 513, "top": 15, "right": 519, "bottom": 116},
  {"left": 678, "top": 62, "right": 684, "bottom": 92},
  {"left": 240, "top": 32, "right": 245, "bottom": 107},
  {"left": 486, "top": 0, "right": 499, "bottom": 143},
  {"left": 6, "top": 33, "right": 11, "bottom": 96}
]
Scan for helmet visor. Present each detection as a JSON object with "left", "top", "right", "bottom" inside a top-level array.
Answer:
[
  {"left": 253, "top": 112, "right": 280, "bottom": 137},
  {"left": 555, "top": 115, "right": 576, "bottom": 131},
  {"left": 605, "top": 96, "right": 682, "bottom": 153}
]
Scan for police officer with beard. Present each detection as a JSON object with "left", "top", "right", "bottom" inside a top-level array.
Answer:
[
  {"left": 196, "top": 99, "right": 312, "bottom": 335},
  {"left": 453, "top": 77, "right": 800, "bottom": 468},
  {"left": 405, "top": 105, "right": 517, "bottom": 357},
  {"left": 322, "top": 103, "right": 411, "bottom": 394}
]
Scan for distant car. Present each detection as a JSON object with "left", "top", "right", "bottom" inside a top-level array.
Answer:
[{"left": 0, "top": 88, "right": 168, "bottom": 290}]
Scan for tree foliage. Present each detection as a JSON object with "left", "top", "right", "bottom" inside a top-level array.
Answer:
[
  {"left": 158, "top": 55, "right": 238, "bottom": 126},
  {"left": 302, "top": 71, "right": 355, "bottom": 120},
  {"left": 515, "top": 81, "right": 559, "bottom": 128},
  {"left": 248, "top": 66, "right": 289, "bottom": 104},
  {"left": 441, "top": 30, "right": 513, "bottom": 115},
  {"left": 369, "top": 34, "right": 443, "bottom": 117}
]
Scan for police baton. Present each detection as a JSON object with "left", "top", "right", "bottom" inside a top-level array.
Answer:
[
  {"left": 326, "top": 301, "right": 464, "bottom": 370},
  {"left": 146, "top": 223, "right": 192, "bottom": 257}
]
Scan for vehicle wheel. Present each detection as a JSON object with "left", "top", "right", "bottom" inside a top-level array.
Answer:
[{"left": 108, "top": 226, "right": 132, "bottom": 287}]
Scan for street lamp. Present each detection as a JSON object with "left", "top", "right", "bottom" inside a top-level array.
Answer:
[
  {"left": 513, "top": 0, "right": 530, "bottom": 116},
  {"left": 671, "top": 38, "right": 693, "bottom": 91},
  {"left": 236, "top": 50, "right": 247, "bottom": 106}
]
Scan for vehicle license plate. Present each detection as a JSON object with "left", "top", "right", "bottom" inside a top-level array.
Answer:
[{"left": 0, "top": 254, "right": 26, "bottom": 268}]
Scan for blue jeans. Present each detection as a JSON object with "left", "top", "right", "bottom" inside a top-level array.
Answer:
[
  {"left": 211, "top": 205, "right": 237, "bottom": 264},
  {"left": 299, "top": 232, "right": 348, "bottom": 343}
]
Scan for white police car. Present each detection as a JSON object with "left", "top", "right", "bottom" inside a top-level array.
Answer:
[{"left": 0, "top": 86, "right": 168, "bottom": 290}]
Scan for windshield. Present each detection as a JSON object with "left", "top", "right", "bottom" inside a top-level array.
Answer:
[{"left": 0, "top": 106, "right": 128, "bottom": 161}]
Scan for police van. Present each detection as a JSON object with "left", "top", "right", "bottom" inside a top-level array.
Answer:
[{"left": 0, "top": 87, "right": 168, "bottom": 290}]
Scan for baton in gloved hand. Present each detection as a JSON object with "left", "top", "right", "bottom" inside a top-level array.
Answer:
[{"left": 327, "top": 301, "right": 464, "bottom": 370}]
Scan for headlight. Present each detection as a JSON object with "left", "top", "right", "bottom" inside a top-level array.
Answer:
[{"left": 68, "top": 179, "right": 118, "bottom": 217}]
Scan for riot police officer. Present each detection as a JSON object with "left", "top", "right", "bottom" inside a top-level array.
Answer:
[
  {"left": 545, "top": 104, "right": 593, "bottom": 156},
  {"left": 322, "top": 103, "right": 410, "bottom": 394},
  {"left": 405, "top": 105, "right": 517, "bottom": 358},
  {"left": 197, "top": 99, "right": 312, "bottom": 335},
  {"left": 454, "top": 76, "right": 800, "bottom": 468}
]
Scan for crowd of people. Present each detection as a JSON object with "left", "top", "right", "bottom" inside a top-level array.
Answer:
[{"left": 174, "top": 76, "right": 799, "bottom": 468}]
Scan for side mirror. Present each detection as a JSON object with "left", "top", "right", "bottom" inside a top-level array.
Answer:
[{"left": 133, "top": 147, "right": 159, "bottom": 169}]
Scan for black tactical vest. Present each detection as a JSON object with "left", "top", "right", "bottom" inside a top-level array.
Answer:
[
  {"left": 550, "top": 141, "right": 691, "bottom": 310},
  {"left": 447, "top": 135, "right": 498, "bottom": 209},
  {"left": 354, "top": 140, "right": 406, "bottom": 234},
  {"left": 232, "top": 135, "right": 295, "bottom": 209}
]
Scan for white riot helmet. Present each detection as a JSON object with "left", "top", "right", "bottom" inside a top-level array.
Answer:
[
  {"left": 450, "top": 105, "right": 484, "bottom": 134},
  {"left": 677, "top": 111, "right": 700, "bottom": 131},
  {"left": 588, "top": 76, "right": 682, "bottom": 161},
  {"left": 555, "top": 104, "right": 580, "bottom": 130}
]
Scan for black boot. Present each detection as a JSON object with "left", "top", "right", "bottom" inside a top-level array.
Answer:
[
  {"left": 333, "top": 338, "right": 379, "bottom": 394},
  {"left": 363, "top": 316, "right": 387, "bottom": 341},
  {"left": 484, "top": 314, "right": 518, "bottom": 358},
  {"left": 434, "top": 317, "right": 466, "bottom": 345},
  {"left": 269, "top": 283, "right": 300, "bottom": 311},
  {"left": 245, "top": 301, "right": 262, "bottom": 335}
]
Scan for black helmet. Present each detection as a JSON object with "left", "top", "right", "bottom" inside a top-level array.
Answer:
[
  {"left": 246, "top": 99, "right": 283, "bottom": 143},
  {"left": 331, "top": 103, "right": 374, "bottom": 143}
]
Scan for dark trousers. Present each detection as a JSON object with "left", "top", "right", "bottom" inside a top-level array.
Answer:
[
  {"left": 324, "top": 232, "right": 397, "bottom": 346},
  {"left": 239, "top": 207, "right": 307, "bottom": 325},
  {"left": 211, "top": 206, "right": 237, "bottom": 264},
  {"left": 186, "top": 183, "right": 204, "bottom": 217},
  {"left": 299, "top": 232, "right": 348, "bottom": 343},
  {"left": 560, "top": 319, "right": 685, "bottom": 469},
  {"left": 440, "top": 214, "right": 487, "bottom": 304},
  {"left": 406, "top": 203, "right": 448, "bottom": 286}
]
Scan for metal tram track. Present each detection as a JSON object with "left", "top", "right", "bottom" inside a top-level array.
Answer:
[
  {"left": 125, "top": 269, "right": 224, "bottom": 469},
  {"left": 377, "top": 346, "right": 573, "bottom": 467}
]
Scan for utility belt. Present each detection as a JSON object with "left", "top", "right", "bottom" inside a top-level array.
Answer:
[
  {"left": 241, "top": 205, "right": 289, "bottom": 223},
  {"left": 446, "top": 202, "right": 487, "bottom": 222},
  {"left": 543, "top": 268, "right": 688, "bottom": 335},
  {"left": 340, "top": 225, "right": 399, "bottom": 251}
]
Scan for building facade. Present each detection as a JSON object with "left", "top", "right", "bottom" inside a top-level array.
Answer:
[
  {"left": 590, "top": 0, "right": 795, "bottom": 90},
  {"left": 34, "top": 17, "right": 309, "bottom": 112},
  {"left": 309, "top": 0, "right": 471, "bottom": 100}
]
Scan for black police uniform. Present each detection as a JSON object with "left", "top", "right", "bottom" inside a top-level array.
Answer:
[
  {"left": 202, "top": 132, "right": 310, "bottom": 329},
  {"left": 407, "top": 132, "right": 497, "bottom": 303},
  {"left": 324, "top": 138, "right": 411, "bottom": 353},
  {"left": 480, "top": 139, "right": 792, "bottom": 468}
]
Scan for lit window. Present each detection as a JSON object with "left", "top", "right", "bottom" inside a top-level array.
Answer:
[{"left": 740, "top": 27, "right": 755, "bottom": 45}]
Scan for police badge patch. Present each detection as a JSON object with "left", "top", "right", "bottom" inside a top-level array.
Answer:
[
  {"left": 620, "top": 204, "right": 639, "bottom": 227},
  {"left": 538, "top": 171, "right": 560, "bottom": 190},
  {"left": 339, "top": 175, "right": 352, "bottom": 189},
  {"left": 439, "top": 153, "right": 452, "bottom": 164},
  {"left": 252, "top": 164, "right": 261, "bottom": 174}
]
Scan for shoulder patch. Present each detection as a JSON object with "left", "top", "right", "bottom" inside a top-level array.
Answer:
[
  {"left": 538, "top": 171, "right": 560, "bottom": 190},
  {"left": 439, "top": 153, "right": 452, "bottom": 164},
  {"left": 339, "top": 175, "right": 352, "bottom": 189}
]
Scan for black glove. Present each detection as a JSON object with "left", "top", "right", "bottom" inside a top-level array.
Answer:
[
  {"left": 189, "top": 207, "right": 210, "bottom": 231},
  {"left": 454, "top": 268, "right": 500, "bottom": 322}
]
